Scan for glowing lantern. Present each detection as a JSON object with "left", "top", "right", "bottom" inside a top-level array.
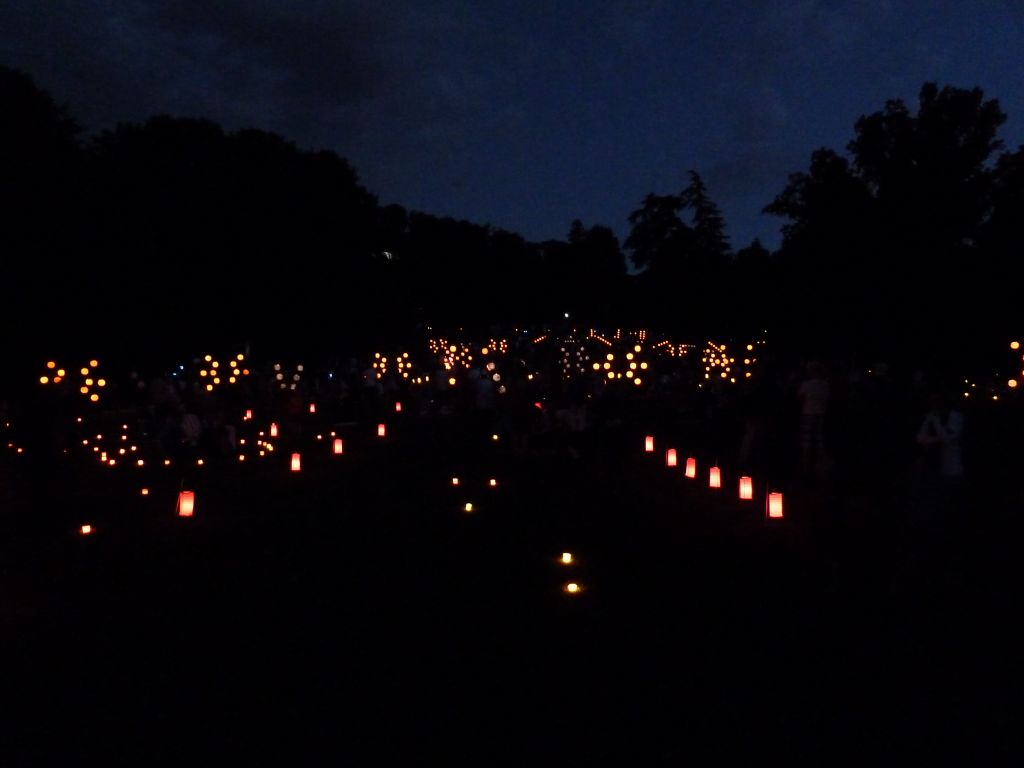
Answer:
[
  {"left": 739, "top": 476, "right": 753, "bottom": 500},
  {"left": 333, "top": 438, "right": 344, "bottom": 455},
  {"left": 561, "top": 552, "right": 573, "bottom": 564},
  {"left": 489, "top": 478, "right": 497, "bottom": 487},
  {"left": 464, "top": 502, "right": 474, "bottom": 513},
  {"left": 645, "top": 435, "right": 655, "bottom": 452},
  {"left": 394, "top": 401, "right": 402, "bottom": 413},
  {"left": 377, "top": 423, "right": 386, "bottom": 437},
  {"left": 768, "top": 493, "right": 784, "bottom": 519},
  {"left": 80, "top": 524, "right": 93, "bottom": 535},
  {"left": 564, "top": 582, "right": 581, "bottom": 595},
  {"left": 177, "top": 491, "right": 195, "bottom": 517},
  {"left": 291, "top": 453, "right": 302, "bottom": 472},
  {"left": 666, "top": 449, "right": 677, "bottom": 467},
  {"left": 685, "top": 458, "right": 697, "bottom": 478},
  {"left": 141, "top": 488, "right": 149, "bottom": 496},
  {"left": 451, "top": 477, "right": 460, "bottom": 486},
  {"left": 244, "top": 409, "right": 253, "bottom": 420},
  {"left": 270, "top": 423, "right": 279, "bottom": 438},
  {"left": 309, "top": 403, "right": 316, "bottom": 414},
  {"left": 709, "top": 467, "right": 721, "bottom": 488}
]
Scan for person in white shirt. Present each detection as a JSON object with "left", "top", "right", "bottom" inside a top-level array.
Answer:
[{"left": 797, "top": 361, "right": 830, "bottom": 477}]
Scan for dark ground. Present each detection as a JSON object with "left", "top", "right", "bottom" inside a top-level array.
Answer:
[{"left": 0, "top": 409, "right": 1019, "bottom": 765}]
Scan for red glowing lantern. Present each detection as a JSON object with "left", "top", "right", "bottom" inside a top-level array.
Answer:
[
  {"left": 291, "top": 453, "right": 301, "bottom": 472},
  {"left": 244, "top": 409, "right": 253, "bottom": 420},
  {"left": 489, "top": 478, "right": 497, "bottom": 487},
  {"left": 685, "top": 457, "right": 697, "bottom": 478},
  {"left": 395, "top": 402, "right": 402, "bottom": 413},
  {"left": 768, "top": 492, "right": 784, "bottom": 519},
  {"left": 739, "top": 476, "right": 753, "bottom": 500},
  {"left": 451, "top": 477, "right": 460, "bottom": 486},
  {"left": 377, "top": 423, "right": 386, "bottom": 438},
  {"left": 270, "top": 422, "right": 279, "bottom": 438},
  {"left": 666, "top": 449, "right": 677, "bottom": 467},
  {"left": 333, "top": 438, "right": 343, "bottom": 455},
  {"left": 309, "top": 403, "right": 317, "bottom": 414},
  {"left": 80, "top": 524, "right": 93, "bottom": 535},
  {"left": 709, "top": 467, "right": 721, "bottom": 488},
  {"left": 178, "top": 491, "right": 195, "bottom": 517},
  {"left": 645, "top": 435, "right": 655, "bottom": 452}
]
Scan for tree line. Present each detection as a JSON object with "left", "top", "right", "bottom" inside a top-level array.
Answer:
[{"left": 2, "top": 66, "right": 1022, "bottom": 373}]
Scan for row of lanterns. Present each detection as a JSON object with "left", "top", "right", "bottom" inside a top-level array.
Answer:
[{"left": 647, "top": 436, "right": 783, "bottom": 518}]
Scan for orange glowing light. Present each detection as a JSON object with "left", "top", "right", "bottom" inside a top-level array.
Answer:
[
  {"left": 80, "top": 524, "right": 93, "bottom": 535},
  {"left": 768, "top": 492, "right": 784, "bottom": 518},
  {"left": 564, "top": 582, "right": 581, "bottom": 594},
  {"left": 489, "top": 478, "right": 497, "bottom": 487},
  {"left": 309, "top": 403, "right": 316, "bottom": 413},
  {"left": 245, "top": 409, "right": 253, "bottom": 420},
  {"left": 395, "top": 402, "right": 402, "bottom": 413},
  {"left": 464, "top": 502, "right": 474, "bottom": 513},
  {"left": 333, "top": 438, "right": 344, "bottom": 455},
  {"left": 709, "top": 467, "right": 721, "bottom": 488},
  {"left": 666, "top": 449, "right": 677, "bottom": 467},
  {"left": 178, "top": 491, "right": 195, "bottom": 517},
  {"left": 46, "top": 361, "right": 56, "bottom": 369},
  {"left": 561, "top": 552, "right": 573, "bottom": 564},
  {"left": 39, "top": 376, "right": 49, "bottom": 384},
  {"left": 739, "top": 476, "right": 753, "bottom": 500},
  {"left": 377, "top": 423, "right": 386, "bottom": 437},
  {"left": 291, "top": 453, "right": 301, "bottom": 472},
  {"left": 645, "top": 435, "right": 654, "bottom": 452},
  {"left": 451, "top": 477, "right": 460, "bottom": 486},
  {"left": 270, "top": 423, "right": 279, "bottom": 438},
  {"left": 141, "top": 488, "right": 149, "bottom": 496}
]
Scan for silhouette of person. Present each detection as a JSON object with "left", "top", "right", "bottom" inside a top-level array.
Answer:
[{"left": 797, "top": 361, "right": 830, "bottom": 478}]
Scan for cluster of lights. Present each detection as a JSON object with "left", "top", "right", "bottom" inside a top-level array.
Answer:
[
  {"left": 40, "top": 359, "right": 106, "bottom": 402},
  {"left": 652, "top": 340, "right": 694, "bottom": 358},
  {"left": 372, "top": 352, "right": 413, "bottom": 380},
  {"left": 199, "top": 353, "right": 249, "bottom": 392},
  {"left": 1006, "top": 340, "right": 1023, "bottom": 390},
  {"left": 559, "top": 341, "right": 591, "bottom": 379},
  {"left": 429, "top": 339, "right": 474, "bottom": 371},
  {"left": 590, "top": 344, "right": 647, "bottom": 386},
  {"left": 272, "top": 361, "right": 302, "bottom": 391},
  {"left": 701, "top": 340, "right": 764, "bottom": 384}
]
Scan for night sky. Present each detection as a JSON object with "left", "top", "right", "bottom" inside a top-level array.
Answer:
[{"left": 3, "top": 1, "right": 1023, "bottom": 249}]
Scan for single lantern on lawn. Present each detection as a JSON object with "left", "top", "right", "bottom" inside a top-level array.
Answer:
[{"left": 178, "top": 491, "right": 195, "bottom": 517}]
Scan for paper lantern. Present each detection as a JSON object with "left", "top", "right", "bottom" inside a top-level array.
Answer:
[
  {"left": 178, "top": 491, "right": 195, "bottom": 517},
  {"left": 561, "top": 552, "right": 573, "bottom": 564},
  {"left": 709, "top": 466, "right": 721, "bottom": 488},
  {"left": 489, "top": 478, "right": 497, "bottom": 487},
  {"left": 270, "top": 422, "right": 279, "bottom": 438},
  {"left": 141, "top": 488, "right": 149, "bottom": 496},
  {"left": 685, "top": 457, "right": 697, "bottom": 478},
  {"left": 377, "top": 423, "right": 386, "bottom": 437},
  {"left": 244, "top": 409, "right": 253, "bottom": 420},
  {"left": 451, "top": 477, "right": 460, "bottom": 486},
  {"left": 395, "top": 402, "right": 402, "bottom": 413},
  {"left": 291, "top": 453, "right": 301, "bottom": 472},
  {"left": 768, "top": 492, "right": 784, "bottom": 519},
  {"left": 80, "top": 524, "right": 93, "bottom": 535},
  {"left": 645, "top": 435, "right": 655, "bottom": 452},
  {"left": 463, "top": 502, "right": 474, "bottom": 513},
  {"left": 309, "top": 403, "right": 316, "bottom": 414},
  {"left": 564, "top": 582, "right": 581, "bottom": 594},
  {"left": 739, "top": 476, "right": 753, "bottom": 500},
  {"left": 666, "top": 449, "right": 677, "bottom": 467},
  {"left": 333, "top": 438, "right": 344, "bottom": 455}
]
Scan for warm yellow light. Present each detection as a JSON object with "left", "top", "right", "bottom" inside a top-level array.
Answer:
[
  {"left": 57, "top": 369, "right": 65, "bottom": 377},
  {"left": 46, "top": 361, "right": 56, "bottom": 369},
  {"left": 228, "top": 376, "right": 236, "bottom": 383},
  {"left": 80, "top": 367, "right": 89, "bottom": 375},
  {"left": 565, "top": 582, "right": 581, "bottom": 594},
  {"left": 607, "top": 371, "right": 615, "bottom": 379},
  {"left": 626, "top": 370, "right": 634, "bottom": 378},
  {"left": 39, "top": 376, "right": 49, "bottom": 384},
  {"left": 200, "top": 370, "right": 208, "bottom": 376},
  {"left": 561, "top": 552, "right": 573, "bottom": 564},
  {"left": 213, "top": 378, "right": 221, "bottom": 385},
  {"left": 80, "top": 524, "right": 93, "bottom": 535},
  {"left": 237, "top": 353, "right": 244, "bottom": 361},
  {"left": 492, "top": 434, "right": 499, "bottom": 441},
  {"left": 489, "top": 478, "right": 497, "bottom": 487},
  {"left": 85, "top": 378, "right": 93, "bottom": 385},
  {"left": 97, "top": 379, "right": 106, "bottom": 387},
  {"left": 747, "top": 344, "right": 754, "bottom": 351},
  {"left": 80, "top": 386, "right": 89, "bottom": 394},
  {"left": 634, "top": 378, "right": 642, "bottom": 385},
  {"left": 640, "top": 362, "right": 648, "bottom": 370},
  {"left": 89, "top": 393, "right": 99, "bottom": 402},
  {"left": 206, "top": 384, "right": 213, "bottom": 392},
  {"left": 626, "top": 352, "right": 634, "bottom": 360},
  {"left": 141, "top": 488, "right": 149, "bottom": 496},
  {"left": 204, "top": 355, "right": 212, "bottom": 362},
  {"left": 1010, "top": 379, "right": 1019, "bottom": 388},
  {"left": 448, "top": 377, "right": 456, "bottom": 386},
  {"left": 1012, "top": 341, "right": 1021, "bottom": 350},
  {"left": 606, "top": 353, "right": 614, "bottom": 361},
  {"left": 212, "top": 361, "right": 219, "bottom": 368},
  {"left": 464, "top": 502, "right": 474, "bottom": 513}
]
